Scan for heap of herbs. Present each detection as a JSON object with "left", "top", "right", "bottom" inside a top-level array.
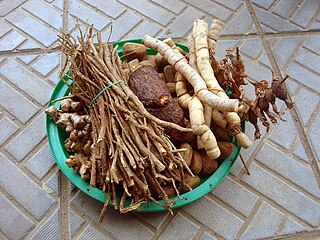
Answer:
[{"left": 46, "top": 19, "right": 292, "bottom": 222}]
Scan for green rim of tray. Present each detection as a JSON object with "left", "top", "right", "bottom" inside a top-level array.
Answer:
[{"left": 46, "top": 39, "right": 244, "bottom": 212}]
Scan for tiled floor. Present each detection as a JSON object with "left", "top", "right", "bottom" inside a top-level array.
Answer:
[{"left": 0, "top": 0, "right": 319, "bottom": 239}]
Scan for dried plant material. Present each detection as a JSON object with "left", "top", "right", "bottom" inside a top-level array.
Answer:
[
  {"left": 181, "top": 174, "right": 201, "bottom": 193},
  {"left": 60, "top": 97, "right": 85, "bottom": 112},
  {"left": 207, "top": 19, "right": 224, "bottom": 53},
  {"left": 178, "top": 143, "right": 193, "bottom": 167},
  {"left": 122, "top": 42, "right": 147, "bottom": 61},
  {"left": 190, "top": 150, "right": 202, "bottom": 175},
  {"left": 271, "top": 72, "right": 294, "bottom": 109},
  {"left": 166, "top": 82, "right": 176, "bottom": 96},
  {"left": 217, "top": 141, "right": 234, "bottom": 164},
  {"left": 164, "top": 65, "right": 176, "bottom": 83},
  {"left": 244, "top": 71, "right": 293, "bottom": 139},
  {"left": 52, "top": 28, "right": 196, "bottom": 221},
  {"left": 155, "top": 52, "right": 169, "bottom": 72},
  {"left": 199, "top": 150, "right": 219, "bottom": 175},
  {"left": 139, "top": 60, "right": 157, "bottom": 68},
  {"left": 128, "top": 59, "right": 140, "bottom": 72},
  {"left": 129, "top": 65, "right": 171, "bottom": 108}
]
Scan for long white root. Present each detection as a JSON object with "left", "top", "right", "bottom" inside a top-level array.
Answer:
[
  {"left": 207, "top": 19, "right": 224, "bottom": 53},
  {"left": 142, "top": 35, "right": 239, "bottom": 112},
  {"left": 193, "top": 19, "right": 252, "bottom": 149},
  {"left": 189, "top": 97, "right": 220, "bottom": 159}
]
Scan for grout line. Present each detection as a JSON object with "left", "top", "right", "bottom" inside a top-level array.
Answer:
[
  {"left": 59, "top": 172, "right": 71, "bottom": 239},
  {"left": 0, "top": 185, "right": 38, "bottom": 224},
  {"left": 70, "top": 222, "right": 88, "bottom": 240},
  {"left": 262, "top": 229, "right": 320, "bottom": 240},
  {"left": 151, "top": 210, "right": 177, "bottom": 240},
  {"left": 0, "top": 229, "right": 9, "bottom": 240},
  {"left": 244, "top": 0, "right": 320, "bottom": 187},
  {"left": 235, "top": 199, "right": 262, "bottom": 239},
  {"left": 69, "top": 204, "right": 117, "bottom": 240},
  {"left": 130, "top": 212, "right": 157, "bottom": 233},
  {"left": 267, "top": 138, "right": 314, "bottom": 168},
  {"left": 287, "top": 0, "right": 305, "bottom": 20},
  {"left": 254, "top": 160, "right": 320, "bottom": 203},
  {"left": 178, "top": 209, "right": 225, "bottom": 240},
  {"left": 230, "top": 175, "right": 315, "bottom": 230},
  {"left": 59, "top": 1, "right": 71, "bottom": 240},
  {"left": 0, "top": 0, "right": 28, "bottom": 18},
  {"left": 206, "top": 193, "right": 246, "bottom": 220},
  {"left": 276, "top": 216, "right": 289, "bottom": 236},
  {"left": 192, "top": 228, "right": 205, "bottom": 240}
]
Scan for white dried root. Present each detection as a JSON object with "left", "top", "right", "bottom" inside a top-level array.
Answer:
[
  {"left": 192, "top": 19, "right": 252, "bottom": 149},
  {"left": 142, "top": 35, "right": 239, "bottom": 112}
]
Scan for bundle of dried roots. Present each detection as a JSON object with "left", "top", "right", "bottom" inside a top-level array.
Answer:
[{"left": 55, "top": 28, "right": 196, "bottom": 221}]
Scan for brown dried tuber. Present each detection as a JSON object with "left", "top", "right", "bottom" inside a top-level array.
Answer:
[
  {"left": 190, "top": 150, "right": 202, "bottom": 175},
  {"left": 122, "top": 42, "right": 147, "bottom": 61},
  {"left": 178, "top": 143, "right": 193, "bottom": 167},
  {"left": 164, "top": 65, "right": 176, "bottom": 83},
  {"left": 129, "top": 65, "right": 172, "bottom": 108},
  {"left": 181, "top": 174, "right": 201, "bottom": 193},
  {"left": 199, "top": 150, "right": 219, "bottom": 176},
  {"left": 216, "top": 141, "right": 234, "bottom": 164},
  {"left": 155, "top": 53, "right": 169, "bottom": 72}
]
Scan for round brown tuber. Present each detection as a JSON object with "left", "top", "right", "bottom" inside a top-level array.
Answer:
[
  {"left": 190, "top": 149, "right": 202, "bottom": 175},
  {"left": 164, "top": 65, "right": 176, "bottom": 83},
  {"left": 181, "top": 174, "right": 201, "bottom": 193},
  {"left": 155, "top": 53, "right": 169, "bottom": 72},
  {"left": 123, "top": 42, "right": 147, "bottom": 61},
  {"left": 170, "top": 120, "right": 196, "bottom": 143},
  {"left": 217, "top": 141, "right": 234, "bottom": 164},
  {"left": 199, "top": 150, "right": 219, "bottom": 176},
  {"left": 179, "top": 143, "right": 193, "bottom": 167},
  {"left": 211, "top": 124, "right": 229, "bottom": 142}
]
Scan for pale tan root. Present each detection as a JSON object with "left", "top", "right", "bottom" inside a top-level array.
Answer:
[
  {"left": 187, "top": 36, "right": 211, "bottom": 149},
  {"left": 175, "top": 72, "right": 220, "bottom": 157},
  {"left": 207, "top": 19, "right": 224, "bottom": 53},
  {"left": 193, "top": 19, "right": 225, "bottom": 97},
  {"left": 163, "top": 38, "right": 186, "bottom": 55},
  {"left": 45, "top": 106, "right": 90, "bottom": 132},
  {"left": 142, "top": 35, "right": 239, "bottom": 112},
  {"left": 189, "top": 97, "right": 220, "bottom": 159},
  {"left": 207, "top": 19, "right": 229, "bottom": 132},
  {"left": 192, "top": 19, "right": 252, "bottom": 149},
  {"left": 175, "top": 72, "right": 192, "bottom": 109},
  {"left": 235, "top": 131, "right": 252, "bottom": 149}
]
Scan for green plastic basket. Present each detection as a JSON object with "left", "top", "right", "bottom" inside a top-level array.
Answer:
[{"left": 46, "top": 39, "right": 243, "bottom": 212}]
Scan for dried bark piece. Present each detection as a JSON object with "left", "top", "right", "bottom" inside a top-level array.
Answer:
[{"left": 129, "top": 65, "right": 172, "bottom": 108}]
